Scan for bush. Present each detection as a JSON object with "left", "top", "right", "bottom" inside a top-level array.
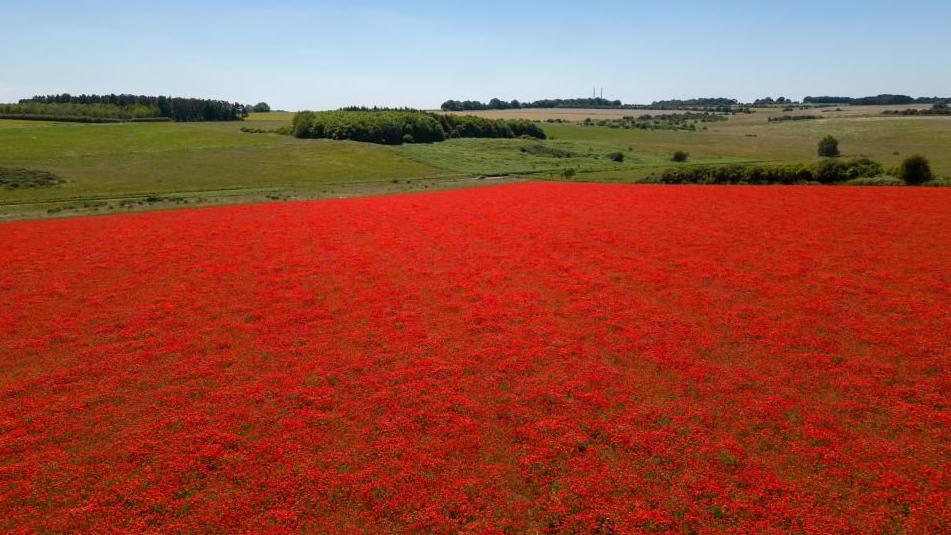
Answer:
[
  {"left": 672, "top": 151, "right": 689, "bottom": 162},
  {"left": 608, "top": 152, "right": 625, "bottom": 162},
  {"left": 814, "top": 158, "right": 883, "bottom": 184},
  {"left": 0, "top": 167, "right": 66, "bottom": 189},
  {"left": 899, "top": 155, "right": 933, "bottom": 185},
  {"left": 818, "top": 135, "right": 840, "bottom": 157}
]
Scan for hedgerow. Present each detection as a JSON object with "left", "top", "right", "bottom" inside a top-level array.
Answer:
[
  {"left": 0, "top": 113, "right": 173, "bottom": 123},
  {"left": 652, "top": 158, "right": 885, "bottom": 184}
]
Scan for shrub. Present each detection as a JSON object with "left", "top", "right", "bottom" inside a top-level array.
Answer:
[
  {"left": 814, "top": 158, "right": 883, "bottom": 184},
  {"left": 0, "top": 167, "right": 66, "bottom": 189},
  {"left": 608, "top": 152, "right": 624, "bottom": 162},
  {"left": 562, "top": 168, "right": 577, "bottom": 179},
  {"left": 672, "top": 151, "right": 689, "bottom": 162},
  {"left": 818, "top": 135, "right": 840, "bottom": 157},
  {"left": 899, "top": 155, "right": 933, "bottom": 185}
]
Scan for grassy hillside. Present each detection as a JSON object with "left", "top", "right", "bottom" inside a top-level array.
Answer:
[
  {"left": 0, "top": 119, "right": 453, "bottom": 218},
  {"left": 1, "top": 107, "right": 948, "bottom": 219}
]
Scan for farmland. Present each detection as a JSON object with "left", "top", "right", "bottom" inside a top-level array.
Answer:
[
  {"left": 1, "top": 183, "right": 948, "bottom": 531},
  {"left": 1, "top": 105, "right": 949, "bottom": 219}
]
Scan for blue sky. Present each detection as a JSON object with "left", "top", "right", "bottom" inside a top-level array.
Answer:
[{"left": 2, "top": 0, "right": 949, "bottom": 110}]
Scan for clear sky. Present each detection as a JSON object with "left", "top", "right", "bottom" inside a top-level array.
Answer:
[{"left": 3, "top": 0, "right": 949, "bottom": 110}]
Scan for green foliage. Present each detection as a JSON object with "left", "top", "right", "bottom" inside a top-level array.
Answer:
[
  {"left": 437, "top": 115, "right": 546, "bottom": 140},
  {"left": 0, "top": 102, "right": 158, "bottom": 121},
  {"left": 439, "top": 97, "right": 754, "bottom": 113},
  {"left": 0, "top": 113, "right": 172, "bottom": 124},
  {"left": 583, "top": 113, "right": 726, "bottom": 131},
  {"left": 6, "top": 94, "right": 246, "bottom": 122},
  {"left": 0, "top": 167, "right": 65, "bottom": 189},
  {"left": 292, "top": 110, "right": 546, "bottom": 145},
  {"left": 898, "top": 155, "right": 933, "bottom": 185},
  {"left": 654, "top": 159, "right": 884, "bottom": 185},
  {"left": 608, "top": 152, "right": 625, "bottom": 162},
  {"left": 844, "top": 176, "right": 905, "bottom": 186},
  {"left": 813, "top": 158, "right": 883, "bottom": 184},
  {"left": 672, "top": 150, "right": 689, "bottom": 162},
  {"left": 292, "top": 110, "right": 446, "bottom": 145},
  {"left": 768, "top": 115, "right": 819, "bottom": 123},
  {"left": 817, "top": 135, "right": 840, "bottom": 158},
  {"left": 442, "top": 97, "right": 621, "bottom": 111},
  {"left": 251, "top": 102, "right": 271, "bottom": 113},
  {"left": 883, "top": 103, "right": 951, "bottom": 116},
  {"left": 804, "top": 94, "right": 948, "bottom": 105},
  {"left": 651, "top": 98, "right": 738, "bottom": 108}
]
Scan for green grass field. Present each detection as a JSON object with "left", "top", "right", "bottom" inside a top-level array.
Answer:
[{"left": 1, "top": 107, "right": 948, "bottom": 219}]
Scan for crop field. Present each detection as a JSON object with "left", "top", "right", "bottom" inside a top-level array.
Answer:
[
  {"left": 0, "top": 183, "right": 947, "bottom": 532},
  {"left": 1, "top": 107, "right": 949, "bottom": 219}
]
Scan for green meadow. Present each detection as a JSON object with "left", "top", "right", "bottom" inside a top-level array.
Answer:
[{"left": 1, "top": 106, "right": 948, "bottom": 219}]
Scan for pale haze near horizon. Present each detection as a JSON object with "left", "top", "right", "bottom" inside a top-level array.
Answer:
[{"left": 2, "top": 0, "right": 949, "bottom": 110}]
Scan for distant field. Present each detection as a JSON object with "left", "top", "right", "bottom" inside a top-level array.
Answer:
[
  {"left": 0, "top": 119, "right": 456, "bottom": 219},
  {"left": 442, "top": 104, "right": 935, "bottom": 122},
  {"left": 539, "top": 114, "right": 951, "bottom": 180},
  {"left": 438, "top": 108, "right": 702, "bottom": 121},
  {"left": 1, "top": 106, "right": 948, "bottom": 219}
]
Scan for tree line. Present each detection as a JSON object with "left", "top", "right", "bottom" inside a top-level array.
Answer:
[
  {"left": 803, "top": 94, "right": 949, "bottom": 105},
  {"left": 652, "top": 159, "right": 886, "bottom": 185},
  {"left": 9, "top": 94, "right": 256, "bottom": 122},
  {"left": 441, "top": 97, "right": 624, "bottom": 111},
  {"left": 292, "top": 110, "right": 545, "bottom": 145},
  {"left": 882, "top": 103, "right": 951, "bottom": 116}
]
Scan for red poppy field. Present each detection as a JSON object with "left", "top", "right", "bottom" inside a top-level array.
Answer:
[{"left": 0, "top": 183, "right": 948, "bottom": 532}]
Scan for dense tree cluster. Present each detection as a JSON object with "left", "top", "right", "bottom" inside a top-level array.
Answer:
[
  {"left": 653, "top": 158, "right": 884, "bottom": 185},
  {"left": 753, "top": 96, "right": 792, "bottom": 106},
  {"left": 7, "top": 94, "right": 248, "bottom": 122},
  {"left": 292, "top": 110, "right": 545, "bottom": 145},
  {"left": 438, "top": 114, "right": 546, "bottom": 139},
  {"left": 249, "top": 102, "right": 271, "bottom": 113},
  {"left": 0, "top": 102, "right": 171, "bottom": 122},
  {"left": 803, "top": 94, "right": 949, "bottom": 105}
]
